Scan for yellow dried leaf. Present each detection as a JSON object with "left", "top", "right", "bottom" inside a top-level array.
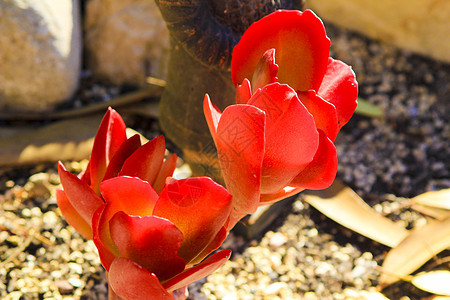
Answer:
[
  {"left": 411, "top": 270, "right": 450, "bottom": 296},
  {"left": 379, "top": 216, "right": 450, "bottom": 287},
  {"left": 411, "top": 204, "right": 450, "bottom": 220},
  {"left": 411, "top": 189, "right": 450, "bottom": 210},
  {"left": 303, "top": 180, "right": 408, "bottom": 248}
]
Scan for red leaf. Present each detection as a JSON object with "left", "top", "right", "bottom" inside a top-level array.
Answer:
[
  {"left": 95, "top": 176, "right": 160, "bottom": 269},
  {"left": 58, "top": 162, "right": 104, "bottom": 228},
  {"left": 189, "top": 226, "right": 228, "bottom": 265},
  {"left": 154, "top": 177, "right": 232, "bottom": 264},
  {"left": 318, "top": 58, "right": 358, "bottom": 128},
  {"left": 119, "top": 136, "right": 165, "bottom": 184},
  {"left": 298, "top": 90, "right": 339, "bottom": 141},
  {"left": 290, "top": 130, "right": 338, "bottom": 190},
  {"left": 109, "top": 212, "right": 186, "bottom": 282},
  {"left": 232, "top": 10, "right": 330, "bottom": 92},
  {"left": 235, "top": 78, "right": 252, "bottom": 104},
  {"left": 163, "top": 249, "right": 231, "bottom": 293},
  {"left": 92, "top": 203, "right": 119, "bottom": 270},
  {"left": 78, "top": 161, "right": 91, "bottom": 185},
  {"left": 203, "top": 94, "right": 222, "bottom": 143},
  {"left": 260, "top": 186, "right": 304, "bottom": 205},
  {"left": 153, "top": 153, "right": 178, "bottom": 194},
  {"left": 100, "top": 176, "right": 159, "bottom": 216},
  {"left": 56, "top": 189, "right": 92, "bottom": 239},
  {"left": 90, "top": 108, "right": 127, "bottom": 194},
  {"left": 251, "top": 49, "right": 279, "bottom": 93},
  {"left": 108, "top": 257, "right": 173, "bottom": 300},
  {"left": 248, "top": 83, "right": 319, "bottom": 194},
  {"left": 213, "top": 103, "right": 265, "bottom": 217},
  {"left": 103, "top": 134, "right": 141, "bottom": 181}
]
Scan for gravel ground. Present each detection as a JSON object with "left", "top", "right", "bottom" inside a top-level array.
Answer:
[{"left": 0, "top": 23, "right": 448, "bottom": 299}]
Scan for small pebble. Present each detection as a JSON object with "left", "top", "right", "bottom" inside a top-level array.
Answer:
[
  {"left": 55, "top": 280, "right": 74, "bottom": 295},
  {"left": 269, "top": 232, "right": 288, "bottom": 249}
]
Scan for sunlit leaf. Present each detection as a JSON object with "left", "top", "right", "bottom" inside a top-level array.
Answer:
[
  {"left": 379, "top": 216, "right": 450, "bottom": 287},
  {"left": 411, "top": 270, "right": 450, "bottom": 296},
  {"left": 302, "top": 180, "right": 408, "bottom": 247},
  {"left": 411, "top": 204, "right": 450, "bottom": 220},
  {"left": 359, "top": 290, "right": 391, "bottom": 300},
  {"left": 0, "top": 115, "right": 102, "bottom": 166},
  {"left": 354, "top": 97, "right": 384, "bottom": 117},
  {"left": 411, "top": 189, "right": 450, "bottom": 210},
  {"left": 0, "top": 87, "right": 162, "bottom": 121}
]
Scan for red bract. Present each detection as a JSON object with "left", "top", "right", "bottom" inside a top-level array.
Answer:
[
  {"left": 204, "top": 10, "right": 358, "bottom": 226},
  {"left": 57, "top": 108, "right": 232, "bottom": 298}
]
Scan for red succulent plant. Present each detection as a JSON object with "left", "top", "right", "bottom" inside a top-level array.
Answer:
[
  {"left": 57, "top": 108, "right": 232, "bottom": 299},
  {"left": 204, "top": 9, "right": 358, "bottom": 226}
]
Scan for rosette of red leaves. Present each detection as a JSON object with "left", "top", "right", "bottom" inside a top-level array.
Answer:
[
  {"left": 57, "top": 108, "right": 232, "bottom": 299},
  {"left": 204, "top": 10, "right": 358, "bottom": 226}
]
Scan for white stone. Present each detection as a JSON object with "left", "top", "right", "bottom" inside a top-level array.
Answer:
[
  {"left": 264, "top": 282, "right": 288, "bottom": 295},
  {"left": 84, "top": 0, "right": 170, "bottom": 86},
  {"left": 307, "top": 0, "right": 450, "bottom": 63},
  {"left": 0, "top": 0, "right": 81, "bottom": 112},
  {"left": 269, "top": 232, "right": 288, "bottom": 249}
]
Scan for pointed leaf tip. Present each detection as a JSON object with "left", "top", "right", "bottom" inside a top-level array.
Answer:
[
  {"left": 58, "top": 161, "right": 104, "bottom": 228},
  {"left": 251, "top": 48, "right": 279, "bottom": 93},
  {"left": 163, "top": 249, "right": 231, "bottom": 292}
]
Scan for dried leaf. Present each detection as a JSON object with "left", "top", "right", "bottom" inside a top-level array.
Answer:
[
  {"left": 359, "top": 290, "right": 391, "bottom": 300},
  {"left": 411, "top": 204, "right": 450, "bottom": 220},
  {"left": 303, "top": 180, "right": 408, "bottom": 247},
  {"left": 411, "top": 189, "right": 450, "bottom": 210},
  {"left": 0, "top": 115, "right": 102, "bottom": 166},
  {"left": 119, "top": 101, "right": 160, "bottom": 119},
  {"left": 379, "top": 216, "right": 450, "bottom": 287},
  {"left": 0, "top": 87, "right": 162, "bottom": 121},
  {"left": 411, "top": 270, "right": 450, "bottom": 296},
  {"left": 0, "top": 126, "right": 33, "bottom": 139},
  {"left": 0, "top": 110, "right": 151, "bottom": 167}
]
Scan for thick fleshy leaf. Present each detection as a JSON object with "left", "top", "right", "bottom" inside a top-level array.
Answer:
[
  {"left": 90, "top": 108, "right": 127, "bottom": 194},
  {"left": 231, "top": 10, "right": 330, "bottom": 92},
  {"left": 189, "top": 226, "right": 228, "bottom": 265},
  {"left": 78, "top": 162, "right": 91, "bottom": 185},
  {"left": 248, "top": 83, "right": 319, "bottom": 194},
  {"left": 163, "top": 249, "right": 231, "bottom": 293},
  {"left": 251, "top": 49, "right": 279, "bottom": 93},
  {"left": 119, "top": 136, "right": 165, "bottom": 184},
  {"left": 110, "top": 212, "right": 186, "bottom": 282},
  {"left": 92, "top": 203, "right": 119, "bottom": 270},
  {"left": 235, "top": 78, "right": 252, "bottom": 105},
  {"left": 298, "top": 91, "right": 339, "bottom": 141},
  {"left": 56, "top": 189, "right": 92, "bottom": 239},
  {"left": 58, "top": 162, "right": 104, "bottom": 227},
  {"left": 103, "top": 134, "right": 141, "bottom": 181},
  {"left": 100, "top": 176, "right": 159, "bottom": 216},
  {"left": 153, "top": 177, "right": 232, "bottom": 264},
  {"left": 95, "top": 176, "right": 160, "bottom": 269},
  {"left": 290, "top": 130, "right": 338, "bottom": 190},
  {"left": 109, "top": 257, "right": 173, "bottom": 300},
  {"left": 260, "top": 186, "right": 304, "bottom": 205},
  {"left": 153, "top": 154, "right": 178, "bottom": 194},
  {"left": 318, "top": 58, "right": 358, "bottom": 128},
  {"left": 203, "top": 94, "right": 222, "bottom": 143},
  {"left": 212, "top": 102, "right": 265, "bottom": 218}
]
